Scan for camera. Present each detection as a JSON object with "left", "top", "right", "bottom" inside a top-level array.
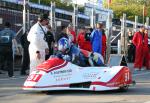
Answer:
[{"left": 84, "top": 33, "right": 91, "bottom": 41}]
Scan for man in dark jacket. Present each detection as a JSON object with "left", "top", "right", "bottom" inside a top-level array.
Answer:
[
  {"left": 56, "top": 25, "right": 68, "bottom": 42},
  {"left": 45, "top": 25, "right": 55, "bottom": 60},
  {"left": 127, "top": 31, "right": 135, "bottom": 63},
  {"left": 20, "top": 31, "right": 30, "bottom": 75},
  {"left": 0, "top": 22, "right": 16, "bottom": 77}
]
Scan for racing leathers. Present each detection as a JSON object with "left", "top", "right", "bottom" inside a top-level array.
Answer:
[
  {"left": 27, "top": 22, "right": 48, "bottom": 73},
  {"left": 89, "top": 52, "right": 104, "bottom": 66},
  {"left": 55, "top": 45, "right": 86, "bottom": 66},
  {"left": 55, "top": 45, "right": 104, "bottom": 67},
  {"left": 80, "top": 49, "right": 104, "bottom": 66}
]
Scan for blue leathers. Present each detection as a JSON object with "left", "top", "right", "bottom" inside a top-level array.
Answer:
[
  {"left": 90, "top": 29, "right": 102, "bottom": 54},
  {"left": 56, "top": 45, "right": 86, "bottom": 66},
  {"left": 88, "top": 52, "right": 104, "bottom": 66},
  {"left": 56, "top": 37, "right": 86, "bottom": 66}
]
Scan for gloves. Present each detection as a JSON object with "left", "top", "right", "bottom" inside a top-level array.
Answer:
[
  {"left": 93, "top": 54, "right": 99, "bottom": 62},
  {"left": 62, "top": 55, "right": 71, "bottom": 61},
  {"left": 90, "top": 52, "right": 98, "bottom": 62}
]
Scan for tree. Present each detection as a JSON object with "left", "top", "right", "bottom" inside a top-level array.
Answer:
[
  {"left": 106, "top": 0, "right": 150, "bottom": 23},
  {"left": 61, "top": 0, "right": 72, "bottom": 4}
]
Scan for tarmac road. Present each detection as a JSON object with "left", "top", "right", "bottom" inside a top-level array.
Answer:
[{"left": 0, "top": 66, "right": 150, "bottom": 103}]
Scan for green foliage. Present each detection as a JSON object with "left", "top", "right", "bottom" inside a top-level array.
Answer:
[
  {"left": 108, "top": 0, "right": 150, "bottom": 23},
  {"left": 30, "top": 0, "right": 150, "bottom": 23}
]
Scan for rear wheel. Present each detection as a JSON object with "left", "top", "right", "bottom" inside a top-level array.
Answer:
[{"left": 119, "top": 85, "right": 129, "bottom": 92}]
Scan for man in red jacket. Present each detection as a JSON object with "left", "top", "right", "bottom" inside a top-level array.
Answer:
[
  {"left": 132, "top": 26, "right": 149, "bottom": 70},
  {"left": 143, "top": 29, "right": 150, "bottom": 70},
  {"left": 77, "top": 27, "right": 92, "bottom": 51},
  {"left": 102, "top": 29, "right": 107, "bottom": 59},
  {"left": 148, "top": 33, "right": 150, "bottom": 70}
]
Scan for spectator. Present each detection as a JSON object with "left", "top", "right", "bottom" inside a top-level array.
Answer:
[
  {"left": 85, "top": 27, "right": 93, "bottom": 41},
  {"left": 148, "top": 35, "right": 150, "bottom": 47},
  {"left": 148, "top": 32, "right": 150, "bottom": 70},
  {"left": 45, "top": 25, "right": 55, "bottom": 60},
  {"left": 127, "top": 31, "right": 135, "bottom": 63},
  {"left": 90, "top": 22, "right": 103, "bottom": 54},
  {"left": 102, "top": 29, "right": 107, "bottom": 59},
  {"left": 20, "top": 31, "right": 30, "bottom": 75},
  {"left": 56, "top": 25, "right": 68, "bottom": 42},
  {"left": 143, "top": 29, "right": 150, "bottom": 70},
  {"left": 77, "top": 27, "right": 92, "bottom": 51},
  {"left": 0, "top": 22, "right": 16, "bottom": 77},
  {"left": 67, "top": 23, "right": 76, "bottom": 44},
  {"left": 27, "top": 13, "right": 49, "bottom": 74},
  {"left": 132, "top": 26, "right": 149, "bottom": 70}
]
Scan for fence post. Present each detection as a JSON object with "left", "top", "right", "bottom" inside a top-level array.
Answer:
[
  {"left": 106, "top": 12, "right": 112, "bottom": 63},
  {"left": 118, "top": 40, "right": 121, "bottom": 54},
  {"left": 50, "top": 2, "right": 56, "bottom": 33},
  {"left": 90, "top": 7, "right": 96, "bottom": 28},
  {"left": 23, "top": 0, "right": 26, "bottom": 34},
  {"left": 134, "top": 16, "right": 138, "bottom": 32},
  {"left": 72, "top": 4, "right": 78, "bottom": 32},
  {"left": 27, "top": 0, "right": 30, "bottom": 31},
  {"left": 121, "top": 13, "right": 127, "bottom": 55},
  {"left": 145, "top": 17, "right": 149, "bottom": 28}
]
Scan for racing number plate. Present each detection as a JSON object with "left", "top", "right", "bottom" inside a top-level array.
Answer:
[{"left": 27, "top": 74, "right": 42, "bottom": 82}]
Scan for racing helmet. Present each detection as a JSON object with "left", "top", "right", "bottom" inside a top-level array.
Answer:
[{"left": 58, "top": 37, "right": 70, "bottom": 53}]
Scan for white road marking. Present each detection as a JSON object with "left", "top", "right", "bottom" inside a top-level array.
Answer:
[{"left": 144, "top": 101, "right": 150, "bottom": 103}]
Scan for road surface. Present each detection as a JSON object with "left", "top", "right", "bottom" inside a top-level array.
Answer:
[{"left": 0, "top": 64, "right": 150, "bottom": 103}]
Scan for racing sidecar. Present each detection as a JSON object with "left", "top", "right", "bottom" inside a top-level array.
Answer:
[{"left": 23, "top": 57, "right": 133, "bottom": 91}]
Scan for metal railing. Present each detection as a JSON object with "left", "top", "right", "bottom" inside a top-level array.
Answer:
[
  {"left": 111, "top": 31, "right": 121, "bottom": 43},
  {"left": 13, "top": 27, "right": 23, "bottom": 57}
]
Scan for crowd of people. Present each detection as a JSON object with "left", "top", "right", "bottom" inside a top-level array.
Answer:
[
  {"left": 0, "top": 13, "right": 150, "bottom": 77},
  {"left": 131, "top": 26, "right": 150, "bottom": 70},
  {"left": 127, "top": 26, "right": 150, "bottom": 70}
]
